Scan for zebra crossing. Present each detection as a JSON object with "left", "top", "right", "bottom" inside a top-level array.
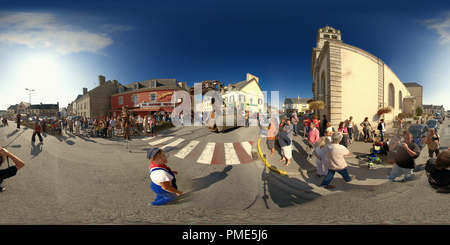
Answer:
[{"left": 142, "top": 135, "right": 254, "bottom": 165}]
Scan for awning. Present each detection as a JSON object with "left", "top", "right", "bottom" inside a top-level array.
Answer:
[{"left": 131, "top": 107, "right": 160, "bottom": 112}]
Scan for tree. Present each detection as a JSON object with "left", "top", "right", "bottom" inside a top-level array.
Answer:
[{"left": 415, "top": 106, "right": 423, "bottom": 117}]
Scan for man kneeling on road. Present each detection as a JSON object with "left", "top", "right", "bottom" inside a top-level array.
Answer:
[
  {"left": 388, "top": 131, "right": 420, "bottom": 182},
  {"left": 0, "top": 147, "right": 25, "bottom": 192}
]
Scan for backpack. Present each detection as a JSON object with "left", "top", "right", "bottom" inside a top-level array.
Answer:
[{"left": 377, "top": 122, "right": 382, "bottom": 131}]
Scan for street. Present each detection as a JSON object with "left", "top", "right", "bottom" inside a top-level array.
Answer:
[{"left": 1, "top": 120, "right": 450, "bottom": 224}]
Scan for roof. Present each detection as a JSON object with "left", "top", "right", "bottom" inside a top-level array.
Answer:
[
  {"left": 28, "top": 104, "right": 59, "bottom": 110},
  {"left": 403, "top": 82, "right": 423, "bottom": 87},
  {"left": 423, "top": 104, "right": 444, "bottom": 109},
  {"left": 222, "top": 77, "right": 262, "bottom": 93},
  {"left": 7, "top": 104, "right": 18, "bottom": 110},
  {"left": 118, "top": 79, "right": 182, "bottom": 94}
]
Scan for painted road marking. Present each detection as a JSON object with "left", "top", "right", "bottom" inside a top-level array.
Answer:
[
  {"left": 149, "top": 136, "right": 174, "bottom": 146},
  {"left": 224, "top": 143, "right": 240, "bottom": 165},
  {"left": 174, "top": 140, "right": 200, "bottom": 159},
  {"left": 197, "top": 142, "right": 216, "bottom": 164},
  {"left": 161, "top": 138, "right": 185, "bottom": 150},
  {"left": 241, "top": 141, "right": 252, "bottom": 157}
]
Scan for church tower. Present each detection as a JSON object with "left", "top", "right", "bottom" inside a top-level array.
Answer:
[{"left": 316, "top": 25, "right": 342, "bottom": 49}]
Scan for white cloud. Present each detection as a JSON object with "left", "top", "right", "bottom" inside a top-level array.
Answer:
[
  {"left": 422, "top": 13, "right": 450, "bottom": 45},
  {"left": 0, "top": 12, "right": 120, "bottom": 55}
]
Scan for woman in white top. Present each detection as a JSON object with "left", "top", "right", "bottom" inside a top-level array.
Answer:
[
  {"left": 313, "top": 136, "right": 331, "bottom": 178},
  {"left": 346, "top": 116, "right": 354, "bottom": 143}
]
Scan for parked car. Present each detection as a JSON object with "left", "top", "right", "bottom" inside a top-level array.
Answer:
[
  {"left": 391, "top": 124, "right": 429, "bottom": 150},
  {"left": 437, "top": 117, "right": 443, "bottom": 124},
  {"left": 426, "top": 119, "right": 439, "bottom": 131}
]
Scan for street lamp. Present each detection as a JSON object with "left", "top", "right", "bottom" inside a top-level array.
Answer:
[{"left": 25, "top": 88, "right": 35, "bottom": 104}]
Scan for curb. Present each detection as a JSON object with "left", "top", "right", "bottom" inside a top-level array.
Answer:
[{"left": 256, "top": 137, "right": 287, "bottom": 176}]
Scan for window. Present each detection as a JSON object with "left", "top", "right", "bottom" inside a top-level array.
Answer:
[
  {"left": 151, "top": 81, "right": 156, "bottom": 88},
  {"left": 150, "top": 93, "right": 157, "bottom": 102},
  {"left": 388, "top": 83, "right": 395, "bottom": 108},
  {"left": 118, "top": 96, "right": 123, "bottom": 105},
  {"left": 119, "top": 87, "right": 123, "bottom": 93},
  {"left": 398, "top": 91, "right": 403, "bottom": 110},
  {"left": 134, "top": 84, "right": 138, "bottom": 90},
  {"left": 320, "top": 71, "right": 326, "bottom": 100}
]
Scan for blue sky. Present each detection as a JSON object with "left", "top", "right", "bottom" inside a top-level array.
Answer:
[{"left": 1, "top": 0, "right": 450, "bottom": 111}]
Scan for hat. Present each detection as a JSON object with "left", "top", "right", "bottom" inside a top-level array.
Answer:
[{"left": 147, "top": 147, "right": 160, "bottom": 160}]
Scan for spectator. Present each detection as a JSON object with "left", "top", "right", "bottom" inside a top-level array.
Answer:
[
  {"left": 302, "top": 114, "right": 310, "bottom": 138},
  {"left": 377, "top": 119, "right": 386, "bottom": 142},
  {"left": 425, "top": 128, "right": 440, "bottom": 158},
  {"left": 320, "top": 132, "right": 353, "bottom": 189},
  {"left": 313, "top": 136, "right": 330, "bottom": 178},
  {"left": 143, "top": 115, "right": 148, "bottom": 136},
  {"left": 388, "top": 131, "right": 420, "bottom": 182},
  {"left": 321, "top": 115, "right": 328, "bottom": 136},
  {"left": 425, "top": 151, "right": 450, "bottom": 193},
  {"left": 149, "top": 115, "right": 157, "bottom": 137},
  {"left": 345, "top": 116, "right": 354, "bottom": 144},
  {"left": 338, "top": 121, "right": 348, "bottom": 147},
  {"left": 292, "top": 111, "right": 299, "bottom": 137},
  {"left": 75, "top": 119, "right": 81, "bottom": 136},
  {"left": 116, "top": 117, "right": 122, "bottom": 137},
  {"left": 63, "top": 118, "right": 68, "bottom": 134},
  {"left": 267, "top": 117, "right": 277, "bottom": 158},
  {"left": 68, "top": 118, "right": 73, "bottom": 134},
  {"left": 51, "top": 121, "right": 58, "bottom": 134},
  {"left": 94, "top": 120, "right": 100, "bottom": 137},
  {"left": 325, "top": 122, "right": 334, "bottom": 138},
  {"left": 138, "top": 115, "right": 144, "bottom": 134},
  {"left": 360, "top": 117, "right": 373, "bottom": 143},
  {"left": 306, "top": 122, "right": 320, "bottom": 160},
  {"left": 312, "top": 114, "right": 320, "bottom": 129},
  {"left": 278, "top": 126, "right": 292, "bottom": 166},
  {"left": 284, "top": 118, "right": 294, "bottom": 152},
  {"left": 110, "top": 118, "right": 116, "bottom": 137}
]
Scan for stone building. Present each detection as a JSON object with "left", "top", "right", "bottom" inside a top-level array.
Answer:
[
  {"left": 75, "top": 75, "right": 122, "bottom": 118},
  {"left": 27, "top": 102, "right": 59, "bottom": 117},
  {"left": 311, "top": 26, "right": 420, "bottom": 129},
  {"left": 110, "top": 78, "right": 188, "bottom": 118},
  {"left": 284, "top": 96, "right": 312, "bottom": 114}
]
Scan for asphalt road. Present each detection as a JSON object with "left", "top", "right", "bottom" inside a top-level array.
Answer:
[{"left": 2, "top": 119, "right": 450, "bottom": 224}]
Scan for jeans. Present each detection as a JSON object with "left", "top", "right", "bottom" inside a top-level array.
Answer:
[
  {"left": 388, "top": 164, "right": 413, "bottom": 182},
  {"left": 293, "top": 124, "right": 298, "bottom": 136},
  {"left": 380, "top": 131, "right": 385, "bottom": 142},
  {"left": 320, "top": 168, "right": 352, "bottom": 187},
  {"left": 150, "top": 182, "right": 178, "bottom": 205}
]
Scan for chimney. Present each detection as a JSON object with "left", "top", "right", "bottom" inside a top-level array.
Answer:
[
  {"left": 98, "top": 75, "right": 106, "bottom": 86},
  {"left": 83, "top": 87, "right": 88, "bottom": 95},
  {"left": 112, "top": 79, "right": 118, "bottom": 87}
]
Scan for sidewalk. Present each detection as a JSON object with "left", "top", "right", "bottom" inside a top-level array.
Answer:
[{"left": 257, "top": 120, "right": 420, "bottom": 196}]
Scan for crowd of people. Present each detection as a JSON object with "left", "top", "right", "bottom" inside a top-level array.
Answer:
[
  {"left": 28, "top": 112, "right": 174, "bottom": 142},
  {"left": 266, "top": 110, "right": 450, "bottom": 190}
]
